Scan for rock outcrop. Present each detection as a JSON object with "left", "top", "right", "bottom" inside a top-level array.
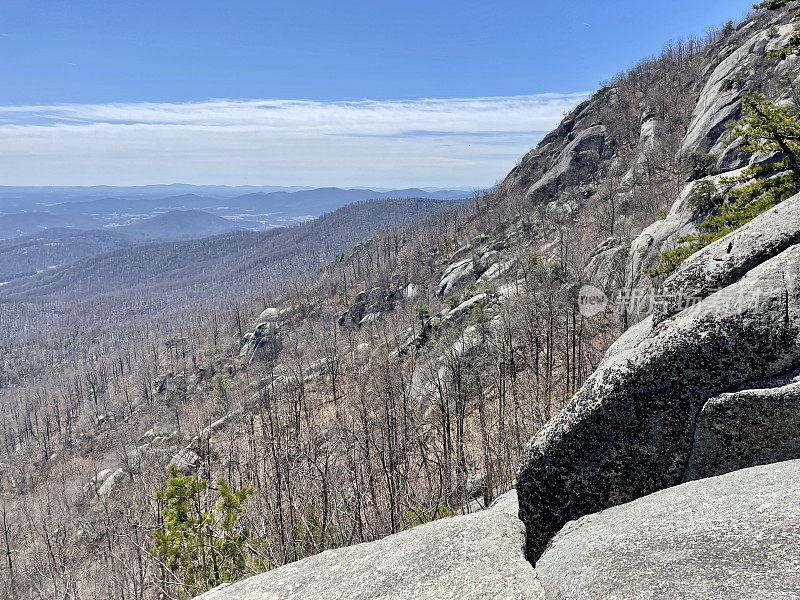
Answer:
[
  {"left": 195, "top": 491, "right": 544, "bottom": 600},
  {"left": 683, "top": 373, "right": 800, "bottom": 481},
  {"left": 338, "top": 286, "right": 400, "bottom": 328},
  {"left": 654, "top": 190, "right": 800, "bottom": 325},
  {"left": 536, "top": 459, "right": 800, "bottom": 600},
  {"left": 437, "top": 258, "right": 474, "bottom": 298},
  {"left": 679, "top": 13, "right": 789, "bottom": 169},
  {"left": 524, "top": 125, "right": 607, "bottom": 199},
  {"left": 517, "top": 197, "right": 800, "bottom": 560}
]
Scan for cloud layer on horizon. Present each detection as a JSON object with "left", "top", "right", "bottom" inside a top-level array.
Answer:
[{"left": 0, "top": 93, "right": 589, "bottom": 187}]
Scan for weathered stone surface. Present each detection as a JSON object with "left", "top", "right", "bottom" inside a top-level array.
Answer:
[
  {"left": 443, "top": 293, "right": 488, "bottom": 322},
  {"left": 97, "top": 467, "right": 126, "bottom": 497},
  {"left": 137, "top": 424, "right": 177, "bottom": 446},
  {"left": 525, "top": 125, "right": 607, "bottom": 198},
  {"left": 171, "top": 448, "right": 201, "bottom": 474},
  {"left": 438, "top": 258, "right": 474, "bottom": 298},
  {"left": 622, "top": 169, "right": 745, "bottom": 315},
  {"left": 339, "top": 286, "right": 399, "bottom": 328},
  {"left": 655, "top": 190, "right": 800, "bottom": 325},
  {"left": 517, "top": 241, "right": 800, "bottom": 560},
  {"left": 684, "top": 374, "right": 800, "bottom": 481},
  {"left": 256, "top": 307, "right": 280, "bottom": 323},
  {"left": 195, "top": 491, "right": 543, "bottom": 600},
  {"left": 679, "top": 21, "right": 773, "bottom": 160},
  {"left": 537, "top": 460, "right": 800, "bottom": 600},
  {"left": 403, "top": 282, "right": 423, "bottom": 299},
  {"left": 240, "top": 321, "right": 279, "bottom": 360},
  {"left": 596, "top": 314, "right": 652, "bottom": 368}
]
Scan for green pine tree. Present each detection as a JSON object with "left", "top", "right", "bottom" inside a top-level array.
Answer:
[
  {"left": 647, "top": 92, "right": 800, "bottom": 277},
  {"left": 153, "top": 465, "right": 268, "bottom": 599}
]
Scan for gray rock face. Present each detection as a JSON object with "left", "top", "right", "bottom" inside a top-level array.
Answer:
[
  {"left": 621, "top": 169, "right": 741, "bottom": 317},
  {"left": 655, "top": 190, "right": 800, "bottom": 325},
  {"left": 339, "top": 286, "right": 399, "bottom": 328},
  {"left": 437, "top": 258, "right": 474, "bottom": 298},
  {"left": 517, "top": 239, "right": 800, "bottom": 560},
  {"left": 137, "top": 424, "right": 177, "bottom": 446},
  {"left": 171, "top": 447, "right": 201, "bottom": 474},
  {"left": 596, "top": 314, "right": 652, "bottom": 369},
  {"left": 443, "top": 293, "right": 488, "bottom": 322},
  {"left": 256, "top": 307, "right": 280, "bottom": 323},
  {"left": 525, "top": 125, "right": 607, "bottom": 199},
  {"left": 97, "top": 467, "right": 126, "bottom": 497},
  {"left": 241, "top": 321, "right": 280, "bottom": 361},
  {"left": 194, "top": 490, "right": 544, "bottom": 600},
  {"left": 679, "top": 18, "right": 776, "bottom": 161},
  {"left": 684, "top": 374, "right": 800, "bottom": 481},
  {"left": 537, "top": 460, "right": 800, "bottom": 600}
]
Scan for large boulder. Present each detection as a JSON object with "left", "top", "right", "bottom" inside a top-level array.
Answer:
[
  {"left": 241, "top": 321, "right": 280, "bottom": 361},
  {"left": 194, "top": 491, "right": 544, "bottom": 600},
  {"left": 517, "top": 200, "right": 800, "bottom": 560},
  {"left": 437, "top": 258, "right": 474, "bottom": 298},
  {"left": 683, "top": 373, "right": 800, "bottom": 482},
  {"left": 97, "top": 467, "right": 126, "bottom": 497},
  {"left": 655, "top": 191, "right": 800, "bottom": 325},
  {"left": 537, "top": 459, "right": 800, "bottom": 600}
]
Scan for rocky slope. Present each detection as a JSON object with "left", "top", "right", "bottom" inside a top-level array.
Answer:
[
  {"left": 196, "top": 491, "right": 544, "bottom": 600},
  {"left": 197, "top": 3, "right": 800, "bottom": 599},
  {"left": 535, "top": 460, "right": 800, "bottom": 600},
  {"left": 198, "top": 459, "right": 800, "bottom": 600},
  {"left": 517, "top": 2, "right": 800, "bottom": 561},
  {"left": 518, "top": 188, "right": 800, "bottom": 558}
]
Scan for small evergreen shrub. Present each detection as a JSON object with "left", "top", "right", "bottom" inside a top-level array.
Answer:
[
  {"left": 721, "top": 20, "right": 736, "bottom": 37},
  {"left": 679, "top": 151, "right": 717, "bottom": 180},
  {"left": 753, "top": 0, "right": 791, "bottom": 9},
  {"left": 153, "top": 466, "right": 267, "bottom": 599},
  {"left": 686, "top": 180, "right": 720, "bottom": 212}
]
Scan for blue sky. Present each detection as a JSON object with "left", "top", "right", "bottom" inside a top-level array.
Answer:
[{"left": 0, "top": 0, "right": 745, "bottom": 187}]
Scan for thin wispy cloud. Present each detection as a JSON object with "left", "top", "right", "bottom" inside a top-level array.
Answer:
[{"left": 0, "top": 94, "right": 589, "bottom": 187}]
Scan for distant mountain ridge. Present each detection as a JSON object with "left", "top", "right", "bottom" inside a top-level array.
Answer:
[
  {"left": 0, "top": 197, "right": 465, "bottom": 321},
  {"left": 0, "top": 185, "right": 471, "bottom": 214},
  {"left": 120, "top": 209, "right": 245, "bottom": 241},
  {"left": 0, "top": 186, "right": 473, "bottom": 246}
]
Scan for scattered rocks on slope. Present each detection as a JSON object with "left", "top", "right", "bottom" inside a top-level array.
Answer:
[
  {"left": 137, "top": 424, "right": 177, "bottom": 446},
  {"left": 194, "top": 491, "right": 544, "bottom": 600},
  {"left": 442, "top": 293, "right": 488, "bottom": 322},
  {"left": 536, "top": 460, "right": 800, "bottom": 600},
  {"left": 338, "top": 286, "right": 400, "bottom": 328}
]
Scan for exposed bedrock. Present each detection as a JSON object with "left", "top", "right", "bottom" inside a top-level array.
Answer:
[{"left": 517, "top": 220, "right": 800, "bottom": 560}]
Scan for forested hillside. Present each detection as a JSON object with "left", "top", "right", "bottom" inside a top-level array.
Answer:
[{"left": 2, "top": 3, "right": 798, "bottom": 598}]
